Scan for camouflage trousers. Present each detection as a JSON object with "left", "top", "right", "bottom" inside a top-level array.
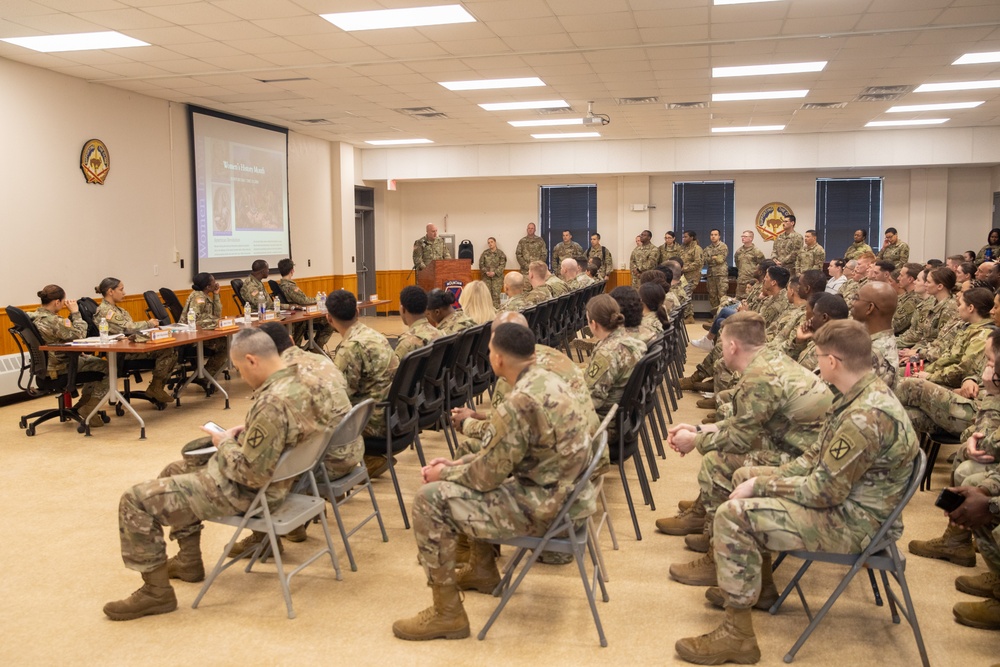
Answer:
[
  {"left": 203, "top": 337, "right": 229, "bottom": 377},
  {"left": 76, "top": 354, "right": 109, "bottom": 400},
  {"left": 974, "top": 522, "right": 1000, "bottom": 577},
  {"left": 124, "top": 348, "right": 177, "bottom": 383},
  {"left": 483, "top": 274, "right": 504, "bottom": 308},
  {"left": 683, "top": 272, "right": 701, "bottom": 319},
  {"left": 714, "top": 496, "right": 869, "bottom": 608},
  {"left": 697, "top": 449, "right": 792, "bottom": 537},
  {"left": 706, "top": 275, "right": 728, "bottom": 312},
  {"left": 362, "top": 404, "right": 387, "bottom": 439},
  {"left": 413, "top": 480, "right": 549, "bottom": 585},
  {"left": 896, "top": 377, "right": 975, "bottom": 436},
  {"left": 324, "top": 434, "right": 364, "bottom": 479}
]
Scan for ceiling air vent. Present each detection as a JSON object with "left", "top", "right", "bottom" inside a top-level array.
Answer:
[
  {"left": 255, "top": 77, "right": 310, "bottom": 83},
  {"left": 615, "top": 96, "right": 660, "bottom": 105},
  {"left": 298, "top": 119, "right": 334, "bottom": 125},
  {"left": 666, "top": 101, "right": 709, "bottom": 109},
  {"left": 855, "top": 85, "right": 913, "bottom": 102},
  {"left": 393, "top": 107, "right": 448, "bottom": 119},
  {"left": 800, "top": 102, "right": 848, "bottom": 109},
  {"left": 536, "top": 106, "right": 575, "bottom": 115}
]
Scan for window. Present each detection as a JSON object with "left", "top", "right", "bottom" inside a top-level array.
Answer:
[
  {"left": 539, "top": 184, "right": 597, "bottom": 265},
  {"left": 815, "top": 178, "right": 883, "bottom": 259},
  {"left": 673, "top": 181, "right": 735, "bottom": 267}
]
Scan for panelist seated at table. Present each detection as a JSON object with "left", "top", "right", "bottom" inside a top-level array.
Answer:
[
  {"left": 240, "top": 259, "right": 273, "bottom": 311},
  {"left": 29, "top": 284, "right": 109, "bottom": 428},
  {"left": 275, "top": 258, "right": 333, "bottom": 350},
  {"left": 180, "top": 273, "right": 229, "bottom": 390},
  {"left": 95, "top": 277, "right": 176, "bottom": 405}
]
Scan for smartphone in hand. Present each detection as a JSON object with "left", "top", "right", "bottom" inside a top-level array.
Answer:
[
  {"left": 203, "top": 421, "right": 226, "bottom": 434},
  {"left": 935, "top": 488, "right": 965, "bottom": 513}
]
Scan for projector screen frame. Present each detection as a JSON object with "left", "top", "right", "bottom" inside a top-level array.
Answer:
[{"left": 187, "top": 104, "right": 292, "bottom": 281}]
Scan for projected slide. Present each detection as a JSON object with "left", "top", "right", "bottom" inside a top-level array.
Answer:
[{"left": 191, "top": 107, "right": 290, "bottom": 275}]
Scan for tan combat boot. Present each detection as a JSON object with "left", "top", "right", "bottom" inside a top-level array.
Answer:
[
  {"left": 702, "top": 413, "right": 719, "bottom": 425},
  {"left": 706, "top": 553, "right": 778, "bottom": 611},
  {"left": 145, "top": 378, "right": 173, "bottom": 404},
  {"left": 675, "top": 606, "right": 761, "bottom": 664},
  {"left": 364, "top": 454, "right": 390, "bottom": 479},
  {"left": 678, "top": 499, "right": 698, "bottom": 512},
  {"left": 908, "top": 523, "right": 975, "bottom": 567},
  {"left": 956, "top": 571, "right": 1000, "bottom": 598},
  {"left": 393, "top": 573, "right": 471, "bottom": 641},
  {"left": 656, "top": 498, "right": 707, "bottom": 536},
  {"left": 166, "top": 534, "right": 205, "bottom": 583},
  {"left": 696, "top": 396, "right": 717, "bottom": 410},
  {"left": 456, "top": 540, "right": 501, "bottom": 594},
  {"left": 285, "top": 523, "right": 309, "bottom": 543},
  {"left": 227, "top": 531, "right": 283, "bottom": 558},
  {"left": 953, "top": 596, "right": 1000, "bottom": 630},
  {"left": 76, "top": 394, "right": 104, "bottom": 429},
  {"left": 103, "top": 564, "right": 178, "bottom": 621},
  {"left": 679, "top": 372, "right": 707, "bottom": 391},
  {"left": 685, "top": 532, "right": 710, "bottom": 554},
  {"left": 670, "top": 545, "right": 718, "bottom": 587}
]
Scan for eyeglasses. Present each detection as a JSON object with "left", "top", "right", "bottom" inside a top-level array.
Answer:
[{"left": 816, "top": 352, "right": 843, "bottom": 362}]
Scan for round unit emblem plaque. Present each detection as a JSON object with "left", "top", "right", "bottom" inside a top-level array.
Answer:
[{"left": 81, "top": 139, "right": 110, "bottom": 184}]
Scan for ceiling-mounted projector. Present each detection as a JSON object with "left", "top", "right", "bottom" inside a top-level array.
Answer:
[{"left": 584, "top": 101, "right": 611, "bottom": 126}]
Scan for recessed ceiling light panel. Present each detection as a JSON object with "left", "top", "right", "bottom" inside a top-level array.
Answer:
[
  {"left": 886, "top": 101, "right": 983, "bottom": 113},
  {"left": 712, "top": 90, "right": 808, "bottom": 101},
  {"left": 953, "top": 52, "right": 1000, "bottom": 66},
  {"left": 0, "top": 31, "right": 148, "bottom": 52},
  {"left": 711, "top": 125, "right": 785, "bottom": 133},
  {"left": 915, "top": 80, "right": 1000, "bottom": 92},
  {"left": 365, "top": 138, "right": 434, "bottom": 145},
  {"left": 531, "top": 132, "right": 600, "bottom": 139},
  {"left": 480, "top": 100, "right": 569, "bottom": 111},
  {"left": 865, "top": 119, "right": 949, "bottom": 127},
  {"left": 321, "top": 5, "right": 475, "bottom": 32},
  {"left": 508, "top": 118, "right": 584, "bottom": 127},
  {"left": 439, "top": 77, "right": 544, "bottom": 91},
  {"left": 712, "top": 61, "right": 826, "bottom": 78}
]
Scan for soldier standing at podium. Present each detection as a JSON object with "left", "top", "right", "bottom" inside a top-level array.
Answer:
[{"left": 413, "top": 223, "right": 452, "bottom": 271}]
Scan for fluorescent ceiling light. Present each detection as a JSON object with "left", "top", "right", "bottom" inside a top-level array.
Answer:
[
  {"left": 714, "top": 0, "right": 783, "bottom": 4},
  {"left": 531, "top": 132, "right": 600, "bottom": 139},
  {"left": 508, "top": 118, "right": 584, "bottom": 127},
  {"left": 321, "top": 5, "right": 475, "bottom": 31},
  {"left": 886, "top": 101, "right": 983, "bottom": 113},
  {"left": 711, "top": 125, "right": 785, "bottom": 133},
  {"left": 865, "top": 119, "right": 949, "bottom": 127},
  {"left": 712, "top": 90, "right": 808, "bottom": 102},
  {"left": 440, "top": 77, "right": 544, "bottom": 91},
  {"left": 365, "top": 138, "right": 434, "bottom": 146},
  {"left": 713, "top": 61, "right": 826, "bottom": 78},
  {"left": 0, "top": 31, "right": 148, "bottom": 52},
  {"left": 954, "top": 51, "right": 1000, "bottom": 65},
  {"left": 915, "top": 80, "right": 1000, "bottom": 92},
  {"left": 479, "top": 99, "right": 569, "bottom": 111}
]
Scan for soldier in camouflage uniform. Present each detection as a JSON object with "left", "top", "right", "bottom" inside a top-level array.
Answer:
[
  {"left": 661, "top": 313, "right": 833, "bottom": 585},
  {"left": 734, "top": 231, "right": 765, "bottom": 297},
  {"left": 392, "top": 323, "right": 597, "bottom": 641},
  {"left": 947, "top": 464, "right": 1000, "bottom": 629},
  {"left": 413, "top": 223, "right": 452, "bottom": 271},
  {"left": 629, "top": 229, "right": 660, "bottom": 287},
  {"left": 915, "top": 288, "right": 994, "bottom": 389},
  {"left": 877, "top": 227, "right": 910, "bottom": 267},
  {"left": 240, "top": 259, "right": 273, "bottom": 311},
  {"left": 771, "top": 215, "right": 803, "bottom": 277},
  {"left": 94, "top": 277, "right": 176, "bottom": 404},
  {"left": 550, "top": 230, "right": 583, "bottom": 273},
  {"left": 515, "top": 223, "right": 547, "bottom": 291},
  {"left": 891, "top": 263, "right": 924, "bottom": 336},
  {"left": 850, "top": 281, "right": 900, "bottom": 390},
  {"left": 844, "top": 229, "right": 874, "bottom": 261},
  {"left": 275, "top": 259, "right": 334, "bottom": 349},
  {"left": 702, "top": 229, "right": 730, "bottom": 314},
  {"left": 587, "top": 232, "right": 613, "bottom": 280},
  {"left": 427, "top": 288, "right": 477, "bottom": 334},
  {"left": 660, "top": 230, "right": 682, "bottom": 265},
  {"left": 501, "top": 272, "right": 531, "bottom": 312},
  {"left": 30, "top": 285, "right": 109, "bottom": 427},
  {"left": 796, "top": 229, "right": 825, "bottom": 275},
  {"left": 103, "top": 329, "right": 334, "bottom": 621},
  {"left": 676, "top": 231, "right": 705, "bottom": 321},
  {"left": 478, "top": 237, "right": 507, "bottom": 308},
  {"left": 180, "top": 273, "right": 229, "bottom": 387},
  {"left": 899, "top": 266, "right": 956, "bottom": 352},
  {"left": 788, "top": 292, "right": 850, "bottom": 371},
  {"left": 395, "top": 285, "right": 444, "bottom": 361},
  {"left": 568, "top": 257, "right": 596, "bottom": 289},
  {"left": 675, "top": 320, "right": 918, "bottom": 665}
]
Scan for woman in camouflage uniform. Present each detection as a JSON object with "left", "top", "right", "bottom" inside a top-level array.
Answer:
[
  {"left": 427, "top": 288, "right": 477, "bottom": 334},
  {"left": 478, "top": 237, "right": 506, "bottom": 308},
  {"left": 180, "top": 273, "right": 229, "bottom": 390}
]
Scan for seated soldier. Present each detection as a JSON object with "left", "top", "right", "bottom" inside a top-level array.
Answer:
[
  {"left": 850, "top": 281, "right": 900, "bottom": 390},
  {"left": 427, "top": 288, "right": 477, "bottom": 334},
  {"left": 180, "top": 273, "right": 229, "bottom": 393},
  {"left": 675, "top": 319, "right": 918, "bottom": 665},
  {"left": 326, "top": 289, "right": 399, "bottom": 478},
  {"left": 545, "top": 263, "right": 571, "bottom": 297},
  {"left": 787, "top": 292, "right": 849, "bottom": 371},
  {"left": 637, "top": 282, "right": 670, "bottom": 343},
  {"left": 276, "top": 258, "right": 334, "bottom": 350},
  {"left": 240, "top": 259, "right": 273, "bottom": 311},
  {"left": 574, "top": 256, "right": 595, "bottom": 287},
  {"left": 392, "top": 324, "right": 597, "bottom": 641},
  {"left": 501, "top": 272, "right": 530, "bottom": 312},
  {"left": 521, "top": 261, "right": 555, "bottom": 306},
  {"left": 395, "top": 285, "right": 443, "bottom": 360},
  {"left": 911, "top": 287, "right": 994, "bottom": 390}
]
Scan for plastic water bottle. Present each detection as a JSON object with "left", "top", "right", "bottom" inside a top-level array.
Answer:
[
  {"left": 273, "top": 295, "right": 280, "bottom": 317},
  {"left": 99, "top": 317, "right": 109, "bottom": 344},
  {"left": 315, "top": 290, "right": 322, "bottom": 305},
  {"left": 257, "top": 294, "right": 266, "bottom": 319},
  {"left": 243, "top": 301, "right": 251, "bottom": 325},
  {"left": 187, "top": 306, "right": 196, "bottom": 329}
]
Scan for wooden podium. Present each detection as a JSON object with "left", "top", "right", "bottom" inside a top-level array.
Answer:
[{"left": 417, "top": 259, "right": 472, "bottom": 292}]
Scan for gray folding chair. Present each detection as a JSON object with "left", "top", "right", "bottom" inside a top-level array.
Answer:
[
  {"left": 478, "top": 434, "right": 611, "bottom": 647},
  {"left": 587, "top": 407, "right": 618, "bottom": 583},
  {"left": 192, "top": 426, "right": 342, "bottom": 619},
  {"left": 306, "top": 399, "right": 389, "bottom": 572},
  {"left": 768, "top": 449, "right": 929, "bottom": 666}
]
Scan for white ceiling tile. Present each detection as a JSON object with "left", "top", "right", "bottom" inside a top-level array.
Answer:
[
  {"left": 252, "top": 14, "right": 342, "bottom": 37},
  {"left": 187, "top": 20, "right": 275, "bottom": 40},
  {"left": 312, "top": 45, "right": 386, "bottom": 62},
  {"left": 487, "top": 17, "right": 565, "bottom": 37},
  {"left": 638, "top": 26, "right": 710, "bottom": 43},
  {"left": 9, "top": 0, "right": 76, "bottom": 15},
  {"left": 463, "top": 0, "right": 554, "bottom": 21},
  {"left": 546, "top": 0, "right": 632, "bottom": 16},
  {"left": 571, "top": 28, "right": 641, "bottom": 48},
  {"left": 855, "top": 10, "right": 950, "bottom": 31},
  {"left": 559, "top": 12, "right": 636, "bottom": 33},
  {"left": 71, "top": 8, "right": 172, "bottom": 30},
  {"left": 98, "top": 60, "right": 171, "bottom": 77},
  {"left": 255, "top": 50, "right": 331, "bottom": 66},
  {"left": 124, "top": 25, "right": 212, "bottom": 44},
  {"left": 9, "top": 12, "right": 108, "bottom": 32},
  {"left": 142, "top": 2, "right": 240, "bottom": 25},
  {"left": 500, "top": 34, "right": 577, "bottom": 51},
  {"left": 211, "top": 0, "right": 310, "bottom": 21},
  {"left": 50, "top": 63, "right": 116, "bottom": 78},
  {"left": 436, "top": 37, "right": 511, "bottom": 56}
]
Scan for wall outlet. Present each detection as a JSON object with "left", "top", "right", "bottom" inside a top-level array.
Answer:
[
  {"left": 180, "top": 259, "right": 184, "bottom": 269},
  {"left": 308, "top": 259, "right": 311, "bottom": 267}
]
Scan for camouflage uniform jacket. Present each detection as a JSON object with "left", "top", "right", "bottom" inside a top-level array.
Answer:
[
  {"left": 925, "top": 319, "right": 993, "bottom": 388},
  {"left": 630, "top": 243, "right": 661, "bottom": 282},
  {"left": 543, "top": 274, "right": 568, "bottom": 297},
  {"left": 752, "top": 372, "right": 918, "bottom": 541},
  {"left": 503, "top": 293, "right": 532, "bottom": 312},
  {"left": 911, "top": 297, "right": 958, "bottom": 353},
  {"left": 441, "top": 364, "right": 598, "bottom": 523},
  {"left": 278, "top": 277, "right": 316, "bottom": 306},
  {"left": 570, "top": 274, "right": 595, "bottom": 290},
  {"left": 436, "top": 309, "right": 478, "bottom": 335},
  {"left": 758, "top": 290, "right": 790, "bottom": 328},
  {"left": 95, "top": 302, "right": 151, "bottom": 336},
  {"left": 978, "top": 244, "right": 1000, "bottom": 262},
  {"left": 840, "top": 279, "right": 862, "bottom": 305},
  {"left": 703, "top": 241, "right": 730, "bottom": 277},
  {"left": 479, "top": 248, "right": 507, "bottom": 277},
  {"left": 665, "top": 287, "right": 683, "bottom": 314},
  {"left": 922, "top": 318, "right": 965, "bottom": 364},
  {"left": 772, "top": 230, "right": 803, "bottom": 271},
  {"left": 520, "top": 288, "right": 550, "bottom": 307},
  {"left": 735, "top": 244, "right": 765, "bottom": 286},
  {"left": 333, "top": 321, "right": 399, "bottom": 409},
  {"left": 181, "top": 290, "right": 223, "bottom": 329},
  {"left": 677, "top": 242, "right": 704, "bottom": 281},
  {"left": 767, "top": 303, "right": 806, "bottom": 355},
  {"left": 587, "top": 245, "right": 613, "bottom": 279},
  {"left": 659, "top": 242, "right": 682, "bottom": 265},
  {"left": 515, "top": 236, "right": 547, "bottom": 273},
  {"left": 31, "top": 308, "right": 87, "bottom": 376},
  {"left": 743, "top": 282, "right": 765, "bottom": 310},
  {"left": 960, "top": 394, "right": 1000, "bottom": 458},
  {"left": 877, "top": 241, "right": 910, "bottom": 267},
  {"left": 394, "top": 317, "right": 443, "bottom": 361},
  {"left": 241, "top": 274, "right": 273, "bottom": 310},
  {"left": 892, "top": 290, "right": 921, "bottom": 336},
  {"left": 870, "top": 329, "right": 900, "bottom": 391},
  {"left": 204, "top": 366, "right": 320, "bottom": 511},
  {"left": 796, "top": 243, "right": 826, "bottom": 274},
  {"left": 844, "top": 242, "right": 874, "bottom": 261},
  {"left": 413, "top": 236, "right": 452, "bottom": 271},
  {"left": 551, "top": 240, "right": 584, "bottom": 272},
  {"left": 696, "top": 345, "right": 833, "bottom": 458},
  {"left": 670, "top": 282, "right": 687, "bottom": 309},
  {"left": 586, "top": 327, "right": 647, "bottom": 416},
  {"left": 897, "top": 295, "right": 935, "bottom": 347}
]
